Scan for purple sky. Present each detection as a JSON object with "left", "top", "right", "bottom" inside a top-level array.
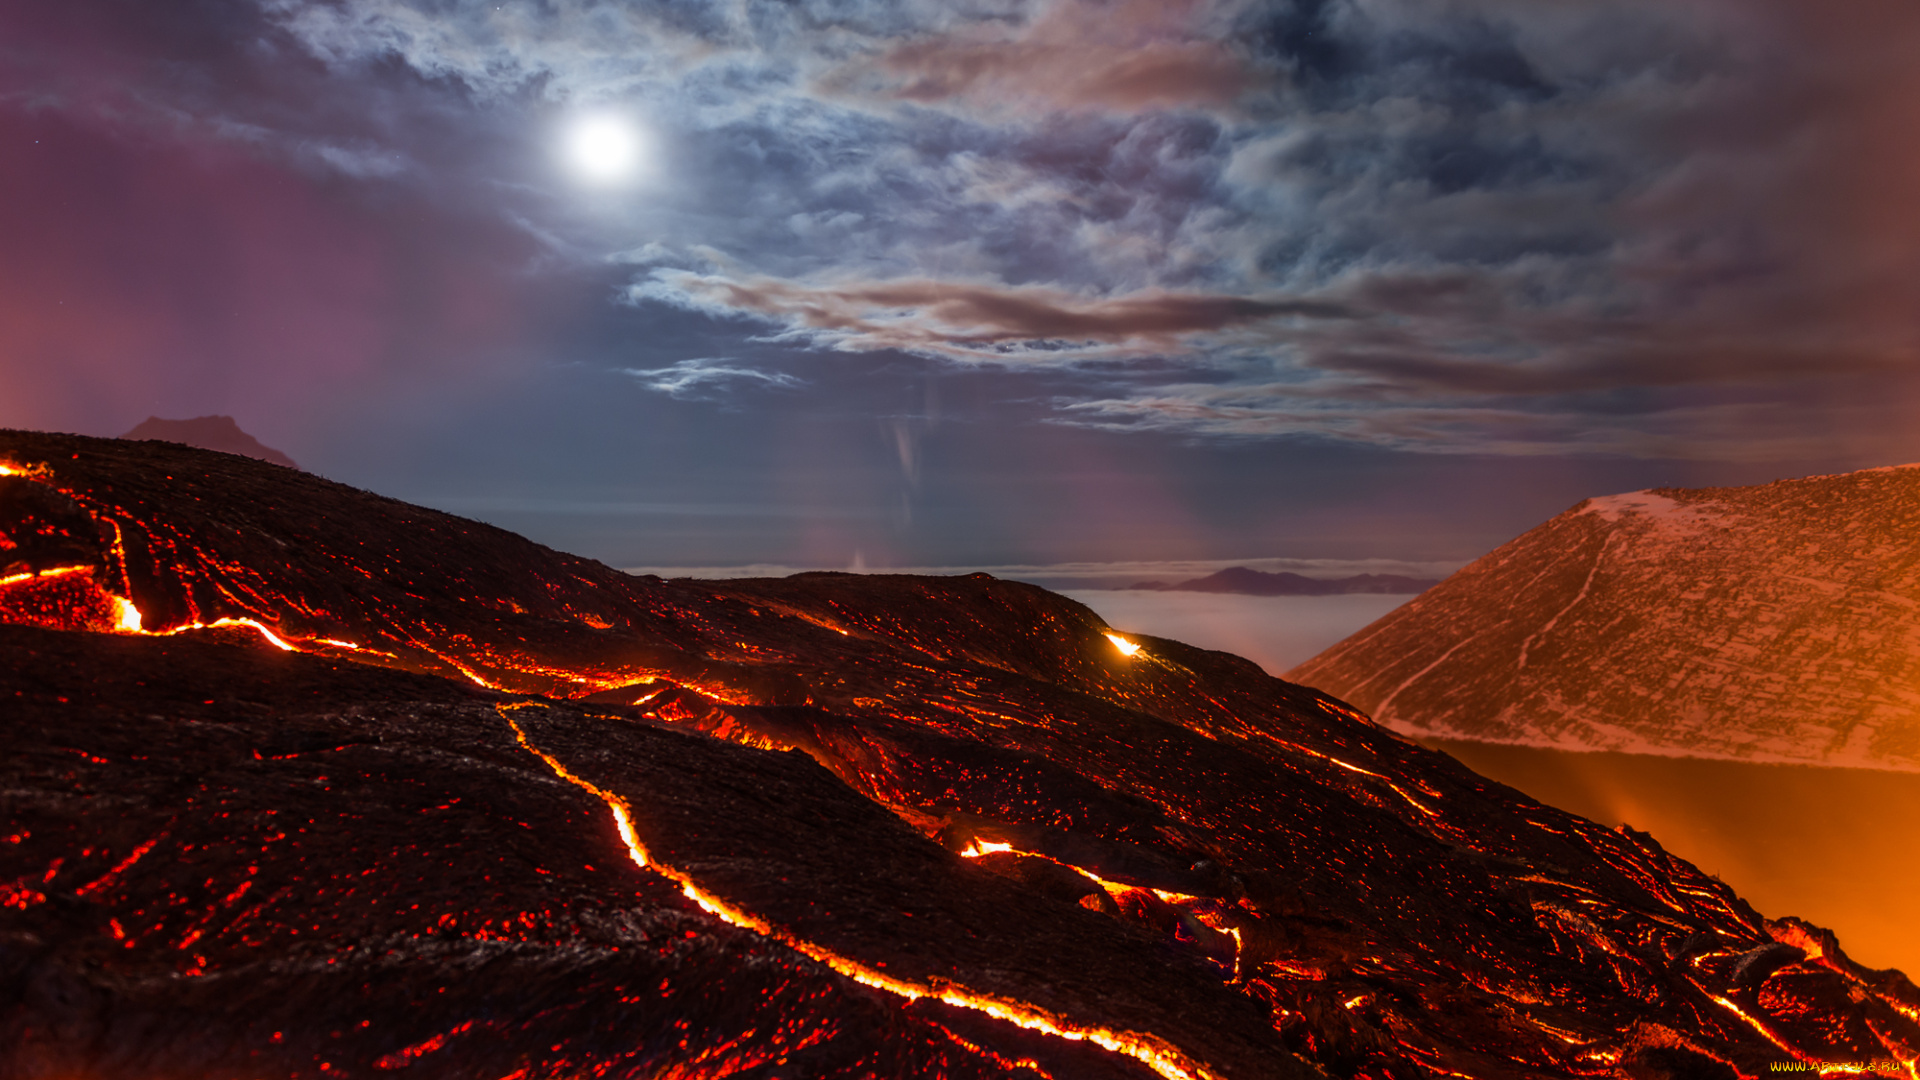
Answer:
[{"left": 5, "top": 0, "right": 1920, "bottom": 570}]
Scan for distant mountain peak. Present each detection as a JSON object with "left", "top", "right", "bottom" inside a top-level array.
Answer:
[
  {"left": 120, "top": 415, "right": 298, "bottom": 470},
  {"left": 1132, "top": 566, "right": 1438, "bottom": 596}
]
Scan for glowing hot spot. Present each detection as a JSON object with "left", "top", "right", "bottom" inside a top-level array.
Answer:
[
  {"left": 93, "top": 595, "right": 385, "bottom": 659},
  {"left": 1104, "top": 633, "right": 1142, "bottom": 657}
]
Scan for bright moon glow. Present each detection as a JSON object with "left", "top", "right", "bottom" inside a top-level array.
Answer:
[
  {"left": 564, "top": 115, "right": 644, "bottom": 184},
  {"left": 1104, "top": 632, "right": 1142, "bottom": 657}
]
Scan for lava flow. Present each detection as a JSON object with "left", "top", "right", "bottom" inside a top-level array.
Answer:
[
  {"left": 5, "top": 428, "right": 1920, "bottom": 1080},
  {"left": 501, "top": 701, "right": 1222, "bottom": 1080}
]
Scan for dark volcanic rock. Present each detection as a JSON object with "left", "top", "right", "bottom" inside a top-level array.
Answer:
[
  {"left": 4, "top": 429, "right": 1919, "bottom": 1080},
  {"left": 0, "top": 625, "right": 1259, "bottom": 1080},
  {"left": 1288, "top": 468, "right": 1920, "bottom": 769},
  {"left": 120, "top": 415, "right": 299, "bottom": 470}
]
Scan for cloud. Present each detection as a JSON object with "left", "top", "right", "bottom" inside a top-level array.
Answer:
[
  {"left": 71, "top": 0, "right": 1920, "bottom": 466},
  {"left": 263, "top": 0, "right": 1272, "bottom": 115},
  {"left": 1058, "top": 382, "right": 1920, "bottom": 465},
  {"left": 816, "top": 0, "right": 1269, "bottom": 113},
  {"left": 621, "top": 358, "right": 804, "bottom": 399},
  {"left": 635, "top": 272, "right": 1348, "bottom": 359},
  {"left": 258, "top": 0, "right": 728, "bottom": 104}
]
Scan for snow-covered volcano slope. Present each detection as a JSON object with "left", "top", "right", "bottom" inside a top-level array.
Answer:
[{"left": 1291, "top": 464, "right": 1920, "bottom": 770}]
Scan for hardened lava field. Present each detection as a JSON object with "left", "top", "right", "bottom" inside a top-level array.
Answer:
[{"left": 3, "top": 429, "right": 1918, "bottom": 1080}]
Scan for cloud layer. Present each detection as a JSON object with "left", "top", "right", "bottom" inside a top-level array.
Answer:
[{"left": 9, "top": 0, "right": 1920, "bottom": 467}]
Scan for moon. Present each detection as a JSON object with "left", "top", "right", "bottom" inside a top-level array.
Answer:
[{"left": 563, "top": 114, "right": 645, "bottom": 184}]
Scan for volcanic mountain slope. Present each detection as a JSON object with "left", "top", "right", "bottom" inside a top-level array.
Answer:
[
  {"left": 4, "top": 430, "right": 1919, "bottom": 1080},
  {"left": 119, "top": 415, "right": 299, "bottom": 470},
  {"left": 1289, "top": 466, "right": 1920, "bottom": 770}
]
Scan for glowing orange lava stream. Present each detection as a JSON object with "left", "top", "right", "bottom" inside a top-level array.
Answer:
[
  {"left": 960, "top": 839, "right": 1202, "bottom": 903},
  {"left": 107, "top": 594, "right": 398, "bottom": 657},
  {"left": 958, "top": 840, "right": 1245, "bottom": 980},
  {"left": 497, "top": 703, "right": 1222, "bottom": 1080}
]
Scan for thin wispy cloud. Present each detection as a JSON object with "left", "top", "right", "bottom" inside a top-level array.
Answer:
[
  {"left": 634, "top": 272, "right": 1350, "bottom": 360},
  {"left": 622, "top": 358, "right": 804, "bottom": 399}
]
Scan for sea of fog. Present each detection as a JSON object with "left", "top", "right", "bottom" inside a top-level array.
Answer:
[{"left": 1057, "top": 591, "right": 1410, "bottom": 676}]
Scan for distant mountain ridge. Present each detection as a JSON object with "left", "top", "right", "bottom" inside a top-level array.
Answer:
[
  {"left": 1290, "top": 463, "right": 1920, "bottom": 771},
  {"left": 120, "top": 415, "right": 298, "bottom": 470},
  {"left": 1129, "top": 566, "right": 1438, "bottom": 596}
]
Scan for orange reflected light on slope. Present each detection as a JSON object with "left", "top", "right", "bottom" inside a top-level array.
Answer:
[{"left": 500, "top": 703, "right": 1221, "bottom": 1080}]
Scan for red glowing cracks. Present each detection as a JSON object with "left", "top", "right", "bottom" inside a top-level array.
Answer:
[
  {"left": 372, "top": 1022, "right": 476, "bottom": 1069},
  {"left": 0, "top": 565, "right": 395, "bottom": 658},
  {"left": 498, "top": 703, "right": 1223, "bottom": 1080},
  {"left": 958, "top": 839, "right": 1246, "bottom": 981}
]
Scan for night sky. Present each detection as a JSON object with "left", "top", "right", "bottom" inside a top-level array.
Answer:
[{"left": 6, "top": 0, "right": 1919, "bottom": 572}]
